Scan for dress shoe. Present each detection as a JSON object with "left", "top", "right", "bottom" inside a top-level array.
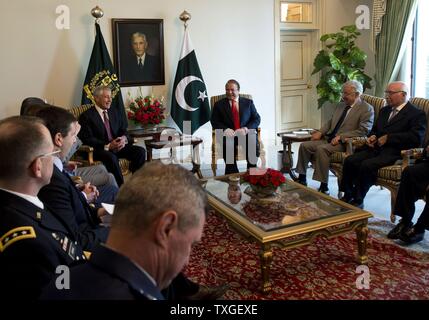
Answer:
[
  {"left": 349, "top": 199, "right": 364, "bottom": 209},
  {"left": 186, "top": 284, "right": 229, "bottom": 300},
  {"left": 297, "top": 179, "right": 307, "bottom": 186},
  {"left": 387, "top": 219, "right": 412, "bottom": 240},
  {"left": 297, "top": 174, "right": 307, "bottom": 186},
  {"left": 317, "top": 186, "right": 330, "bottom": 195},
  {"left": 399, "top": 227, "right": 425, "bottom": 244}
]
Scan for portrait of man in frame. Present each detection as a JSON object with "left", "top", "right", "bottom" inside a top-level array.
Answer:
[{"left": 112, "top": 19, "right": 165, "bottom": 86}]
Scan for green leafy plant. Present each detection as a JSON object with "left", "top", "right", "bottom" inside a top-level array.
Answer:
[{"left": 312, "top": 25, "right": 372, "bottom": 108}]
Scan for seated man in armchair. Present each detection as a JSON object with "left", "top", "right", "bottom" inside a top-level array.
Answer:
[
  {"left": 388, "top": 142, "right": 429, "bottom": 244},
  {"left": 78, "top": 85, "right": 146, "bottom": 186},
  {"left": 296, "top": 80, "right": 374, "bottom": 195},
  {"left": 210, "top": 79, "right": 261, "bottom": 175}
]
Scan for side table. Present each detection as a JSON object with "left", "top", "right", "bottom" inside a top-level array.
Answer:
[
  {"left": 128, "top": 126, "right": 176, "bottom": 141},
  {"left": 145, "top": 136, "right": 204, "bottom": 179},
  {"left": 277, "top": 131, "right": 312, "bottom": 180}
]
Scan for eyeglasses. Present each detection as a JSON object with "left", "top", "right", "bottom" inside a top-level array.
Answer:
[
  {"left": 29, "top": 149, "right": 61, "bottom": 168},
  {"left": 384, "top": 90, "right": 406, "bottom": 96},
  {"left": 35, "top": 149, "right": 61, "bottom": 160},
  {"left": 341, "top": 91, "right": 357, "bottom": 96}
]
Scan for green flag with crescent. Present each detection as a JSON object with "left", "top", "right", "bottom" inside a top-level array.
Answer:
[{"left": 171, "top": 28, "right": 211, "bottom": 134}]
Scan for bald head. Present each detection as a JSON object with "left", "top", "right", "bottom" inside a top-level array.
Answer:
[{"left": 112, "top": 162, "right": 207, "bottom": 236}]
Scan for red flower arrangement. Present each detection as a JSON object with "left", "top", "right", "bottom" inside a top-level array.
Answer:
[
  {"left": 242, "top": 168, "right": 286, "bottom": 188},
  {"left": 127, "top": 95, "right": 166, "bottom": 126}
]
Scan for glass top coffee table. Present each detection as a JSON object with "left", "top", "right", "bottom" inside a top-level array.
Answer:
[{"left": 203, "top": 175, "right": 373, "bottom": 293}]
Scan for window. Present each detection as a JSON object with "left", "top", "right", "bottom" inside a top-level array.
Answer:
[
  {"left": 280, "top": 2, "right": 313, "bottom": 23},
  {"left": 411, "top": 0, "right": 429, "bottom": 97}
]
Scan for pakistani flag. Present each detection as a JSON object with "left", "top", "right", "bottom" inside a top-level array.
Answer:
[
  {"left": 81, "top": 23, "right": 126, "bottom": 124},
  {"left": 171, "top": 29, "right": 211, "bottom": 134}
]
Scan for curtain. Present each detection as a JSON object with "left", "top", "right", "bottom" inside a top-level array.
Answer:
[{"left": 374, "top": 0, "right": 418, "bottom": 97}]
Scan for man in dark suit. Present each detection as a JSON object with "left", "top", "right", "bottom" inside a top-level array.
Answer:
[
  {"left": 296, "top": 80, "right": 374, "bottom": 195},
  {"left": 210, "top": 79, "right": 261, "bottom": 174},
  {"left": 122, "top": 32, "right": 159, "bottom": 82},
  {"left": 78, "top": 85, "right": 146, "bottom": 186},
  {"left": 37, "top": 106, "right": 110, "bottom": 251},
  {"left": 340, "top": 82, "right": 427, "bottom": 208},
  {"left": 388, "top": 142, "right": 429, "bottom": 244},
  {"left": 0, "top": 116, "right": 86, "bottom": 299},
  {"left": 42, "top": 163, "right": 211, "bottom": 300}
]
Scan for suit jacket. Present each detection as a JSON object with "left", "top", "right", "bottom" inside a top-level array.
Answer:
[
  {"left": 42, "top": 244, "right": 164, "bottom": 300},
  {"left": 122, "top": 54, "right": 159, "bottom": 82},
  {"left": 320, "top": 100, "right": 374, "bottom": 143},
  {"left": 78, "top": 105, "right": 131, "bottom": 151},
  {"left": 210, "top": 97, "right": 261, "bottom": 130},
  {"left": 0, "top": 190, "right": 86, "bottom": 299},
  {"left": 370, "top": 101, "right": 426, "bottom": 153},
  {"left": 38, "top": 166, "right": 109, "bottom": 251}
]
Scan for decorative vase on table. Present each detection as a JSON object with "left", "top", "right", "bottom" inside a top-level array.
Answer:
[{"left": 142, "top": 123, "right": 158, "bottom": 132}]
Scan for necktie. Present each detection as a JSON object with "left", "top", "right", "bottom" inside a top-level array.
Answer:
[
  {"left": 388, "top": 107, "right": 399, "bottom": 122},
  {"left": 231, "top": 100, "right": 240, "bottom": 130},
  {"left": 327, "top": 105, "right": 351, "bottom": 143},
  {"left": 138, "top": 57, "right": 143, "bottom": 69},
  {"left": 103, "top": 111, "right": 114, "bottom": 142}
]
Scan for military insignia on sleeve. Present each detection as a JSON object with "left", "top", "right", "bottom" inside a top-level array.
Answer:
[{"left": 0, "top": 226, "right": 36, "bottom": 252}]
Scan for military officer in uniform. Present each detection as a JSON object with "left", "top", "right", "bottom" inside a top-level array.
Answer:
[
  {"left": 0, "top": 116, "right": 86, "bottom": 299},
  {"left": 42, "top": 162, "right": 208, "bottom": 300}
]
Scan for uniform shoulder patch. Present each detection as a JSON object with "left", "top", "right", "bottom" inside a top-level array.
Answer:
[{"left": 0, "top": 226, "right": 36, "bottom": 252}]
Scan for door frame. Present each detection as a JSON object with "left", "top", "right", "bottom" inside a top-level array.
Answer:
[{"left": 274, "top": 0, "right": 326, "bottom": 143}]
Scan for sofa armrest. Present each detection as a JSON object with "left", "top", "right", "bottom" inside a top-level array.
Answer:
[
  {"left": 401, "top": 148, "right": 424, "bottom": 168},
  {"left": 71, "top": 145, "right": 95, "bottom": 166},
  {"left": 344, "top": 137, "right": 367, "bottom": 155}
]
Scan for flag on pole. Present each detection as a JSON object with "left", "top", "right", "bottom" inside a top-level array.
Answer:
[
  {"left": 171, "top": 28, "right": 211, "bottom": 134},
  {"left": 81, "top": 23, "right": 126, "bottom": 124}
]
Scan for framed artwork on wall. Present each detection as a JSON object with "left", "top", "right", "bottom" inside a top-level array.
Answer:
[{"left": 112, "top": 19, "right": 165, "bottom": 86}]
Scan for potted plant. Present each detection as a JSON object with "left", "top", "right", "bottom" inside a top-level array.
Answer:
[{"left": 312, "top": 25, "right": 372, "bottom": 109}]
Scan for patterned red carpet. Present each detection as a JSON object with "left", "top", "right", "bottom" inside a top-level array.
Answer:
[{"left": 184, "top": 212, "right": 429, "bottom": 299}]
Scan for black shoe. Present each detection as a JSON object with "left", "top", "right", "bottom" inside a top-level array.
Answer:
[
  {"left": 297, "top": 174, "right": 307, "bottom": 186},
  {"left": 387, "top": 219, "right": 412, "bottom": 240},
  {"left": 318, "top": 186, "right": 330, "bottom": 195},
  {"left": 186, "top": 284, "right": 229, "bottom": 300},
  {"left": 350, "top": 199, "right": 364, "bottom": 209},
  {"left": 399, "top": 227, "right": 425, "bottom": 244},
  {"left": 297, "top": 180, "right": 307, "bottom": 186}
]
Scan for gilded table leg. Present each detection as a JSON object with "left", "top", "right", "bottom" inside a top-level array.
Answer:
[
  {"left": 191, "top": 144, "right": 203, "bottom": 179},
  {"left": 259, "top": 244, "right": 273, "bottom": 294},
  {"left": 356, "top": 222, "right": 369, "bottom": 265}
]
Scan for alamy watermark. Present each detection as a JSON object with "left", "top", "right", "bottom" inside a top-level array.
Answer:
[
  {"left": 55, "top": 5, "right": 70, "bottom": 30},
  {"left": 55, "top": 265, "right": 70, "bottom": 290},
  {"left": 355, "top": 265, "right": 370, "bottom": 289}
]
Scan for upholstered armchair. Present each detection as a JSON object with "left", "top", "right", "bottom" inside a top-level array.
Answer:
[{"left": 210, "top": 94, "right": 265, "bottom": 176}]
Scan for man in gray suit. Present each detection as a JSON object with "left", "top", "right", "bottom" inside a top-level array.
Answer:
[{"left": 296, "top": 80, "right": 374, "bottom": 194}]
